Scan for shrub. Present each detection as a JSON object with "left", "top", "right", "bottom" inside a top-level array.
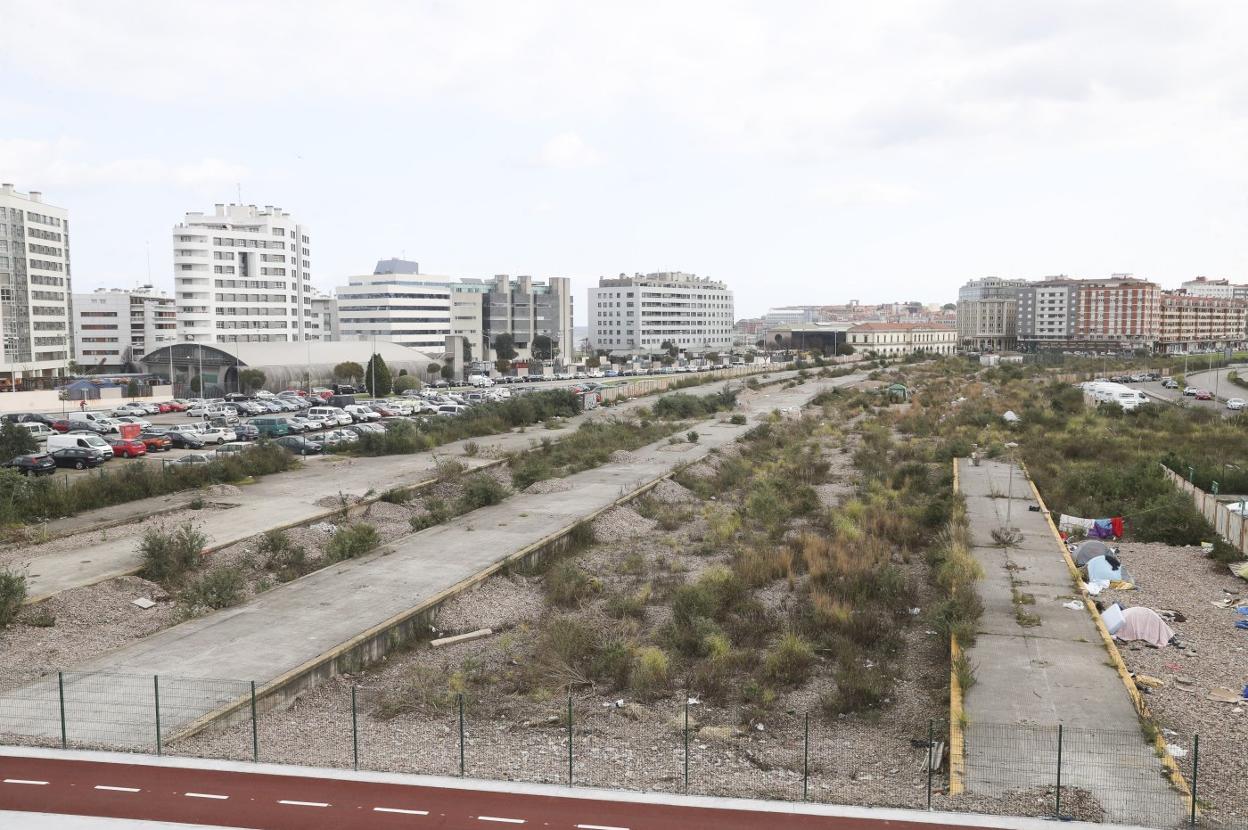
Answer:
[
  {"left": 140, "top": 523, "right": 207, "bottom": 584},
  {"left": 0, "top": 566, "right": 26, "bottom": 627},
  {"left": 258, "top": 529, "right": 309, "bottom": 582},
  {"left": 545, "top": 560, "right": 600, "bottom": 608},
  {"left": 181, "top": 566, "right": 246, "bottom": 611},
  {"left": 435, "top": 458, "right": 467, "bottom": 483},
  {"left": 528, "top": 615, "right": 600, "bottom": 690},
  {"left": 463, "top": 441, "right": 480, "bottom": 457},
  {"left": 380, "top": 487, "right": 412, "bottom": 504},
  {"left": 822, "top": 661, "right": 889, "bottom": 715},
  {"left": 458, "top": 473, "right": 508, "bottom": 511},
  {"left": 605, "top": 584, "right": 650, "bottom": 619},
  {"left": 763, "top": 632, "right": 815, "bottom": 686},
  {"left": 410, "top": 497, "right": 451, "bottom": 532},
  {"left": 686, "top": 430, "right": 699, "bottom": 443},
  {"left": 730, "top": 414, "right": 747, "bottom": 425},
  {"left": 589, "top": 639, "right": 634, "bottom": 690},
  {"left": 630, "top": 646, "right": 671, "bottom": 699},
  {"left": 325, "top": 523, "right": 380, "bottom": 561}
]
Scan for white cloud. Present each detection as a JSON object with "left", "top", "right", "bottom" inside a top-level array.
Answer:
[
  {"left": 537, "top": 132, "right": 602, "bottom": 169},
  {"left": 0, "top": 138, "right": 247, "bottom": 191},
  {"left": 812, "top": 180, "right": 922, "bottom": 208}
]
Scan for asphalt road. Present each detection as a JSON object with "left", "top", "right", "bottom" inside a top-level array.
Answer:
[
  {"left": 1126, "top": 370, "right": 1248, "bottom": 420},
  {"left": 0, "top": 751, "right": 1054, "bottom": 830}
]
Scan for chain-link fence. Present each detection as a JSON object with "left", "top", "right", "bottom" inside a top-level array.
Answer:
[{"left": 1, "top": 671, "right": 1239, "bottom": 829}]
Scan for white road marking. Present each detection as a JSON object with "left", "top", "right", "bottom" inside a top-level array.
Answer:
[
  {"left": 185, "top": 792, "right": 229, "bottom": 800},
  {"left": 478, "top": 818, "right": 526, "bottom": 825},
  {"left": 278, "top": 799, "right": 330, "bottom": 807},
  {"left": 374, "top": 806, "right": 430, "bottom": 816},
  {"left": 3, "top": 779, "right": 49, "bottom": 786},
  {"left": 577, "top": 825, "right": 630, "bottom": 830},
  {"left": 94, "top": 785, "right": 141, "bottom": 793}
]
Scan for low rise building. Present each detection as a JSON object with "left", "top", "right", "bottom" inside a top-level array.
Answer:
[
  {"left": 1180, "top": 276, "right": 1248, "bottom": 301},
  {"left": 846, "top": 322, "right": 957, "bottom": 357},
  {"left": 73, "top": 286, "right": 177, "bottom": 372}
]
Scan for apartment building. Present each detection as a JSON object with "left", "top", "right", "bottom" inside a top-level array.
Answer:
[
  {"left": 307, "top": 291, "right": 338, "bottom": 341},
  {"left": 1158, "top": 292, "right": 1248, "bottom": 354},
  {"left": 1071, "top": 274, "right": 1160, "bottom": 350},
  {"left": 335, "top": 263, "right": 574, "bottom": 364},
  {"left": 846, "top": 322, "right": 957, "bottom": 357},
  {"left": 1180, "top": 276, "right": 1248, "bottom": 300},
  {"left": 173, "top": 203, "right": 313, "bottom": 344},
  {"left": 956, "top": 277, "right": 1027, "bottom": 351},
  {"left": 588, "top": 271, "right": 734, "bottom": 354},
  {"left": 1016, "top": 279, "right": 1078, "bottom": 349},
  {"left": 0, "top": 184, "right": 74, "bottom": 389},
  {"left": 73, "top": 286, "right": 176, "bottom": 371}
]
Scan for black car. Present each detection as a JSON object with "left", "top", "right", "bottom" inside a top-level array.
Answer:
[
  {"left": 162, "top": 431, "right": 207, "bottom": 450},
  {"left": 50, "top": 447, "right": 105, "bottom": 470},
  {"left": 275, "top": 435, "right": 323, "bottom": 455},
  {"left": 4, "top": 453, "right": 56, "bottom": 476},
  {"left": 233, "top": 423, "right": 260, "bottom": 441}
]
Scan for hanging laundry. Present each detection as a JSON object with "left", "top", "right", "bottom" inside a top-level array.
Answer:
[
  {"left": 1090, "top": 519, "right": 1116, "bottom": 539},
  {"left": 1059, "top": 514, "right": 1096, "bottom": 534},
  {"left": 1110, "top": 517, "right": 1124, "bottom": 539}
]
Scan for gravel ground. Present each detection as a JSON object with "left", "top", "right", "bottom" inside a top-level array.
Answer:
[
  {"left": 1101, "top": 541, "right": 1248, "bottom": 824},
  {"left": 524, "top": 479, "right": 574, "bottom": 495},
  {"left": 651, "top": 479, "right": 698, "bottom": 504},
  {"left": 591, "top": 506, "right": 657, "bottom": 540},
  {"left": 0, "top": 575, "right": 178, "bottom": 693}
]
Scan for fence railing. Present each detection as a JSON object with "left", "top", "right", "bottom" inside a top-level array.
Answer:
[
  {"left": 1, "top": 671, "right": 1238, "bottom": 828},
  {"left": 1163, "top": 465, "right": 1248, "bottom": 556}
]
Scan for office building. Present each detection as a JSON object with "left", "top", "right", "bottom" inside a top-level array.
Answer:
[
  {"left": 588, "top": 271, "right": 734, "bottom": 354},
  {"left": 173, "top": 203, "right": 313, "bottom": 344},
  {"left": 335, "top": 269, "right": 454, "bottom": 353},
  {"left": 307, "top": 291, "right": 338, "bottom": 341},
  {"left": 956, "top": 277, "right": 1027, "bottom": 352},
  {"left": 457, "top": 274, "right": 574, "bottom": 365},
  {"left": 73, "top": 286, "right": 176, "bottom": 372},
  {"left": 0, "top": 184, "right": 74, "bottom": 388}
]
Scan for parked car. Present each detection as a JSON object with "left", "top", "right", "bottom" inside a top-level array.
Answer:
[
  {"left": 215, "top": 441, "right": 253, "bottom": 458},
  {"left": 166, "top": 453, "right": 212, "bottom": 466},
  {"left": 49, "top": 419, "right": 70, "bottom": 433},
  {"left": 1195, "top": 389, "right": 1214, "bottom": 401},
  {"left": 1161, "top": 379, "right": 1179, "bottom": 389},
  {"left": 114, "top": 415, "right": 153, "bottom": 430},
  {"left": 16, "top": 422, "right": 54, "bottom": 441},
  {"left": 149, "top": 428, "right": 206, "bottom": 450},
  {"left": 105, "top": 437, "right": 148, "bottom": 458},
  {"left": 250, "top": 416, "right": 291, "bottom": 438},
  {"left": 1228, "top": 398, "right": 1246, "bottom": 411},
  {"left": 275, "top": 434, "right": 323, "bottom": 455},
  {"left": 49, "top": 446, "right": 105, "bottom": 470},
  {"left": 54, "top": 432, "right": 115, "bottom": 459},
  {"left": 4, "top": 453, "right": 56, "bottom": 476},
  {"left": 195, "top": 425, "right": 237, "bottom": 444},
  {"left": 137, "top": 432, "right": 173, "bottom": 452},
  {"left": 111, "top": 404, "right": 149, "bottom": 417},
  {"left": 1183, "top": 386, "right": 1198, "bottom": 396},
  {"left": 233, "top": 423, "right": 260, "bottom": 441}
]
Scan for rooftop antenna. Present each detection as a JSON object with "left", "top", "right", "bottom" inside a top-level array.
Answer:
[
  {"left": 145, "top": 241, "right": 151, "bottom": 286},
  {"left": 236, "top": 182, "right": 242, "bottom": 203}
]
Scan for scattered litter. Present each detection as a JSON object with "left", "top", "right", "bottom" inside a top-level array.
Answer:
[
  {"left": 755, "top": 723, "right": 765, "bottom": 731},
  {"left": 1004, "top": 442, "right": 1019, "bottom": 449},
  {"left": 311, "top": 523, "right": 336, "bottom": 534},
  {"left": 908, "top": 607, "right": 921, "bottom": 616},
  {"left": 430, "top": 628, "right": 493, "bottom": 648},
  {"left": 131, "top": 597, "right": 156, "bottom": 610},
  {"left": 1174, "top": 676, "right": 1197, "bottom": 687},
  {"left": 1134, "top": 675, "right": 1166, "bottom": 689},
  {"left": 1236, "top": 621, "right": 1248, "bottom": 631},
  {"left": 1084, "top": 580, "right": 1109, "bottom": 596},
  {"left": 1002, "top": 410, "right": 1020, "bottom": 423},
  {"left": 1208, "top": 687, "right": 1242, "bottom": 703},
  {"left": 603, "top": 699, "right": 626, "bottom": 708},
  {"left": 1166, "top": 744, "right": 1188, "bottom": 759},
  {"left": 686, "top": 696, "right": 701, "bottom": 706},
  {"left": 1062, "top": 601, "right": 1084, "bottom": 610}
]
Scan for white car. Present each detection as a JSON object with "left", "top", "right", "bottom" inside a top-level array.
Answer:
[
  {"left": 166, "top": 453, "right": 212, "bottom": 466},
  {"left": 111, "top": 404, "right": 148, "bottom": 417},
  {"left": 195, "top": 425, "right": 237, "bottom": 444},
  {"left": 1182, "top": 386, "right": 1198, "bottom": 397},
  {"left": 114, "top": 415, "right": 153, "bottom": 430},
  {"left": 1228, "top": 398, "right": 1246, "bottom": 411}
]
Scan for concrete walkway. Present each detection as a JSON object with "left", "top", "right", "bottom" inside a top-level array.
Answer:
[
  {"left": 15, "top": 370, "right": 806, "bottom": 602},
  {"left": 0, "top": 375, "right": 854, "bottom": 749},
  {"left": 956, "top": 458, "right": 1185, "bottom": 825}
]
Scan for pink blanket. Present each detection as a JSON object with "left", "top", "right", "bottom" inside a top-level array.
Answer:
[{"left": 1114, "top": 607, "right": 1174, "bottom": 648}]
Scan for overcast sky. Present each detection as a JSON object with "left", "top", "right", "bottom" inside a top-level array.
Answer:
[{"left": 3, "top": 1, "right": 1247, "bottom": 317}]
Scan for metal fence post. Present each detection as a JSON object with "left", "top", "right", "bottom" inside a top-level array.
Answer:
[
  {"left": 153, "top": 675, "right": 162, "bottom": 756},
  {"left": 250, "top": 681, "right": 258, "bottom": 762},
  {"left": 683, "top": 698, "right": 690, "bottom": 793},
  {"left": 458, "top": 693, "right": 465, "bottom": 777},
  {"left": 566, "top": 689, "right": 573, "bottom": 786},
  {"left": 351, "top": 685, "right": 359, "bottom": 772},
  {"left": 1190, "top": 733, "right": 1199, "bottom": 828},
  {"left": 802, "top": 713, "right": 810, "bottom": 801},
  {"left": 57, "top": 671, "right": 67, "bottom": 750},
  {"left": 926, "top": 718, "right": 934, "bottom": 809},
  {"left": 1055, "top": 724, "right": 1064, "bottom": 818}
]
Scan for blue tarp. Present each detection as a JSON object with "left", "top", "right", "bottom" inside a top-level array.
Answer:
[{"left": 1086, "top": 555, "right": 1124, "bottom": 583}]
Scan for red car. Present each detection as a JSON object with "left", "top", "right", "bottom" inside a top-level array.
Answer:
[
  {"left": 137, "top": 432, "right": 172, "bottom": 453},
  {"left": 371, "top": 403, "right": 398, "bottom": 417},
  {"left": 49, "top": 419, "right": 70, "bottom": 433},
  {"left": 106, "top": 437, "right": 148, "bottom": 458},
  {"left": 156, "top": 402, "right": 174, "bottom": 413},
  {"left": 166, "top": 401, "right": 188, "bottom": 412},
  {"left": 1195, "top": 389, "right": 1214, "bottom": 401}
]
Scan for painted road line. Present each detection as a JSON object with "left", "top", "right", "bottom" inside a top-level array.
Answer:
[
  {"left": 577, "top": 825, "right": 630, "bottom": 830},
  {"left": 478, "top": 818, "right": 526, "bottom": 825},
  {"left": 374, "top": 807, "right": 430, "bottom": 816},
  {"left": 278, "top": 799, "right": 330, "bottom": 807},
  {"left": 2, "top": 779, "right": 49, "bottom": 785},
  {"left": 94, "top": 785, "right": 141, "bottom": 793},
  {"left": 185, "top": 792, "right": 229, "bottom": 800}
]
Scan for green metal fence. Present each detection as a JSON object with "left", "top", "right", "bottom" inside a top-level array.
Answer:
[{"left": 0, "top": 671, "right": 1236, "bottom": 829}]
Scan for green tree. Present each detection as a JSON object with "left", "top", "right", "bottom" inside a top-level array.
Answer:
[
  {"left": 393, "top": 375, "right": 419, "bottom": 393},
  {"left": 704, "top": 351, "right": 720, "bottom": 365},
  {"left": 189, "top": 374, "right": 202, "bottom": 394},
  {"left": 440, "top": 363, "right": 454, "bottom": 380},
  {"left": 835, "top": 342, "right": 855, "bottom": 356},
  {"left": 941, "top": 302, "right": 957, "bottom": 311},
  {"left": 333, "top": 361, "right": 364, "bottom": 382},
  {"left": 125, "top": 379, "right": 141, "bottom": 398},
  {"left": 426, "top": 362, "right": 442, "bottom": 381},
  {"left": 493, "top": 332, "right": 518, "bottom": 362},
  {"left": 495, "top": 358, "right": 511, "bottom": 374},
  {"left": 585, "top": 355, "right": 601, "bottom": 369},
  {"left": 531, "top": 334, "right": 556, "bottom": 361},
  {"left": 238, "top": 368, "right": 267, "bottom": 394},
  {"left": 0, "top": 421, "right": 38, "bottom": 460},
  {"left": 660, "top": 340, "right": 679, "bottom": 358},
  {"left": 364, "top": 353, "right": 393, "bottom": 397}
]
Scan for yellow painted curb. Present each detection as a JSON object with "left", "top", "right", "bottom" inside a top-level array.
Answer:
[
  {"left": 948, "top": 457, "right": 965, "bottom": 796},
  {"left": 1023, "top": 462, "right": 1195, "bottom": 810}
]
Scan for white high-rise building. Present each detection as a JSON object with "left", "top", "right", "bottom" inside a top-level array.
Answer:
[
  {"left": 335, "top": 271, "right": 454, "bottom": 352},
  {"left": 73, "top": 286, "right": 176, "bottom": 371},
  {"left": 588, "top": 271, "right": 734, "bottom": 354},
  {"left": 173, "top": 203, "right": 313, "bottom": 343},
  {"left": 0, "top": 184, "right": 74, "bottom": 388}
]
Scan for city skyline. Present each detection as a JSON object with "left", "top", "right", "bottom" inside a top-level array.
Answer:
[{"left": 4, "top": 2, "right": 1248, "bottom": 318}]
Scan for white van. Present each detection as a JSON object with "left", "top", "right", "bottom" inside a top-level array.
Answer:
[
  {"left": 68, "top": 412, "right": 119, "bottom": 434},
  {"left": 309, "top": 406, "right": 352, "bottom": 426},
  {"left": 467, "top": 374, "right": 494, "bottom": 388},
  {"left": 49, "top": 432, "right": 114, "bottom": 458},
  {"left": 343, "top": 404, "right": 381, "bottom": 422},
  {"left": 17, "top": 422, "right": 53, "bottom": 441}
]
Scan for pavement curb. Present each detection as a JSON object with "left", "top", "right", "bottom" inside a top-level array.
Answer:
[
  {"left": 1022, "top": 461, "right": 1195, "bottom": 813},
  {"left": 948, "top": 457, "right": 965, "bottom": 797}
]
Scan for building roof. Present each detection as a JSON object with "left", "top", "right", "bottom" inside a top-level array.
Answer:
[{"left": 848, "top": 322, "right": 955, "bottom": 332}]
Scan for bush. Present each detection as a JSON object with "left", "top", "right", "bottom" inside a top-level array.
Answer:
[
  {"left": 258, "top": 529, "right": 309, "bottom": 582},
  {"left": 0, "top": 566, "right": 26, "bottom": 627},
  {"left": 410, "top": 497, "right": 452, "bottom": 531},
  {"left": 630, "top": 646, "right": 670, "bottom": 699},
  {"left": 686, "top": 430, "right": 699, "bottom": 443},
  {"left": 325, "top": 523, "right": 380, "bottom": 561},
  {"left": 730, "top": 414, "right": 747, "bottom": 425},
  {"left": 762, "top": 632, "right": 815, "bottom": 686},
  {"left": 544, "top": 560, "right": 599, "bottom": 607},
  {"left": 140, "top": 523, "right": 207, "bottom": 584},
  {"left": 181, "top": 566, "right": 246, "bottom": 611},
  {"left": 458, "top": 473, "right": 508, "bottom": 511},
  {"left": 605, "top": 584, "right": 650, "bottom": 619},
  {"left": 822, "top": 661, "right": 889, "bottom": 715}
]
